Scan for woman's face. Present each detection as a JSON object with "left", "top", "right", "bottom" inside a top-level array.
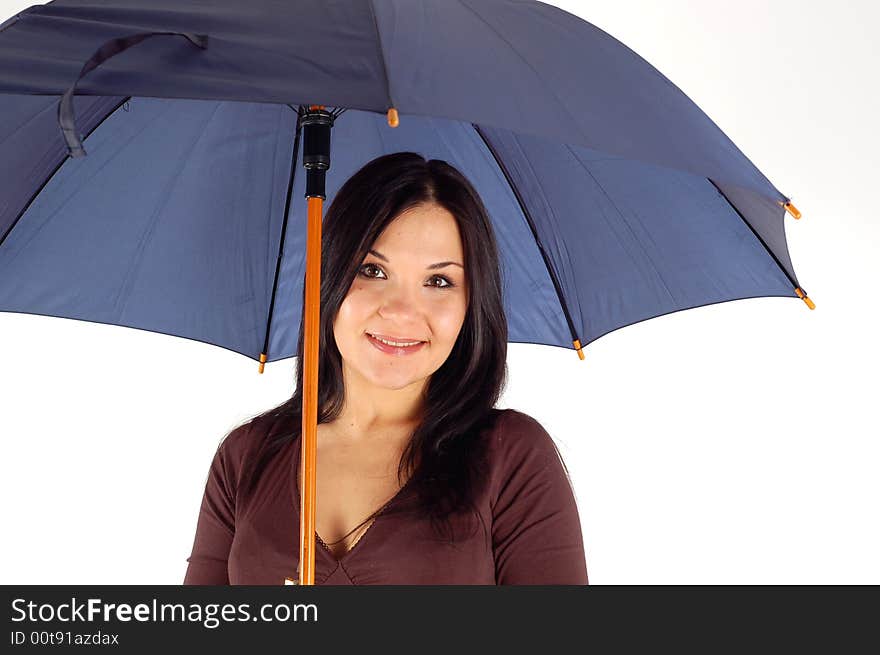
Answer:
[{"left": 333, "top": 201, "right": 469, "bottom": 392}]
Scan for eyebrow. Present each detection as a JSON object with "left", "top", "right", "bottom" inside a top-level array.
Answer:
[{"left": 368, "top": 249, "right": 463, "bottom": 270}]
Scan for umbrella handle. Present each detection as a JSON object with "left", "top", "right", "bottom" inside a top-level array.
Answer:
[{"left": 57, "top": 31, "right": 208, "bottom": 158}]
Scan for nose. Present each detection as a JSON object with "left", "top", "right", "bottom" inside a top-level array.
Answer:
[{"left": 377, "top": 282, "right": 422, "bottom": 323}]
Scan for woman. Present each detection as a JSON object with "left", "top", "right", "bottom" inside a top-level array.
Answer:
[{"left": 184, "top": 152, "right": 588, "bottom": 585}]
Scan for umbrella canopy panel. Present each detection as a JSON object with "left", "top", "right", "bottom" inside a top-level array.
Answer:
[
  {"left": 0, "top": 0, "right": 789, "bottom": 201},
  {"left": 0, "top": 96, "right": 798, "bottom": 362}
]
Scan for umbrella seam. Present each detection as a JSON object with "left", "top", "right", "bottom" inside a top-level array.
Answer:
[
  {"left": 473, "top": 125, "right": 581, "bottom": 348},
  {"left": 366, "top": 0, "right": 395, "bottom": 108},
  {"left": 112, "top": 101, "right": 223, "bottom": 322},
  {"left": 510, "top": 137, "right": 584, "bottom": 330},
  {"left": 456, "top": 0, "right": 585, "bottom": 145},
  {"left": 262, "top": 106, "right": 283, "bottom": 337},
  {"left": 708, "top": 179, "right": 801, "bottom": 290},
  {"left": 261, "top": 109, "right": 302, "bottom": 362},
  {"left": 0, "top": 97, "right": 127, "bottom": 253},
  {"left": 563, "top": 143, "right": 679, "bottom": 307},
  {"left": 0, "top": 98, "right": 59, "bottom": 152},
  {"left": 2, "top": 97, "right": 166, "bottom": 271}
]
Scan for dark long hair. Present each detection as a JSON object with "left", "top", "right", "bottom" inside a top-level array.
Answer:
[{"left": 236, "top": 151, "right": 508, "bottom": 543}]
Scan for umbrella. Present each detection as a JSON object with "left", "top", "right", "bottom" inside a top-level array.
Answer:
[{"left": 0, "top": 0, "right": 813, "bottom": 585}]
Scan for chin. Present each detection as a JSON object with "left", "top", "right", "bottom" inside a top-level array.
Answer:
[
  {"left": 366, "top": 373, "right": 424, "bottom": 391},
  {"left": 356, "top": 364, "right": 428, "bottom": 390}
]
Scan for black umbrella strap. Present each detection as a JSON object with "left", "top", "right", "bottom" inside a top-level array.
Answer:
[{"left": 58, "top": 31, "right": 208, "bottom": 158}]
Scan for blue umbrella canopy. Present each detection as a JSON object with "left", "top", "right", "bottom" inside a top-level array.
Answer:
[{"left": 0, "top": 0, "right": 812, "bottom": 366}]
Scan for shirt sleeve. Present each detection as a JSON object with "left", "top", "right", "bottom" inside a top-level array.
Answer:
[
  {"left": 183, "top": 422, "right": 252, "bottom": 585},
  {"left": 490, "top": 410, "right": 589, "bottom": 585}
]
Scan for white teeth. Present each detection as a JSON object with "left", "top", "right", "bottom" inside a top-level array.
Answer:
[{"left": 369, "top": 334, "right": 422, "bottom": 347}]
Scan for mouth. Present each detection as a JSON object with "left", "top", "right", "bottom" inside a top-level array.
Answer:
[{"left": 366, "top": 332, "right": 427, "bottom": 355}]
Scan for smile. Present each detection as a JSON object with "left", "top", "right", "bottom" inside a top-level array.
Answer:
[{"left": 366, "top": 332, "right": 427, "bottom": 355}]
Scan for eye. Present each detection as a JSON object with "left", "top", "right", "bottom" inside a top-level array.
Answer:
[
  {"left": 359, "top": 264, "right": 455, "bottom": 289},
  {"left": 428, "top": 275, "right": 454, "bottom": 289},
  {"left": 359, "top": 263, "right": 386, "bottom": 279}
]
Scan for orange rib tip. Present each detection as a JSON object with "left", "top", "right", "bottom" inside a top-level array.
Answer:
[
  {"left": 794, "top": 287, "right": 815, "bottom": 310},
  {"left": 783, "top": 201, "right": 802, "bottom": 219}
]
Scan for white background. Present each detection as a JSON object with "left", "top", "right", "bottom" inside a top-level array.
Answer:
[{"left": 1, "top": 0, "right": 877, "bottom": 584}]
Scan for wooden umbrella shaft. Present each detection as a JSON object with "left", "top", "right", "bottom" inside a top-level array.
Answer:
[
  {"left": 289, "top": 105, "right": 334, "bottom": 586},
  {"left": 298, "top": 194, "right": 323, "bottom": 585}
]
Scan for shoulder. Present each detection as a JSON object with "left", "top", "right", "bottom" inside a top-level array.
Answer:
[
  {"left": 484, "top": 408, "right": 566, "bottom": 499},
  {"left": 487, "top": 408, "right": 558, "bottom": 457},
  {"left": 215, "top": 412, "right": 277, "bottom": 471}
]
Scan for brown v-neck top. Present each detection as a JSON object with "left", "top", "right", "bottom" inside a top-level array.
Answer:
[{"left": 184, "top": 408, "right": 589, "bottom": 585}]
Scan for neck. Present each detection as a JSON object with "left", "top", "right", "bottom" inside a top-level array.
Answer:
[{"left": 334, "top": 365, "right": 427, "bottom": 440}]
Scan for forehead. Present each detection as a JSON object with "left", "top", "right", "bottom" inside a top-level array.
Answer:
[{"left": 371, "top": 203, "right": 464, "bottom": 259}]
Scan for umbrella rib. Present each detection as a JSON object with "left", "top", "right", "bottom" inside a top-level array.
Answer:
[
  {"left": 472, "top": 124, "right": 586, "bottom": 357},
  {"left": 707, "top": 179, "right": 806, "bottom": 297},
  {"left": 0, "top": 95, "right": 129, "bottom": 252},
  {"left": 259, "top": 106, "right": 303, "bottom": 371}
]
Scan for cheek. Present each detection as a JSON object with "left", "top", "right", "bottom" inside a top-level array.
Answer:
[
  {"left": 341, "top": 282, "right": 381, "bottom": 312},
  {"left": 337, "top": 287, "right": 371, "bottom": 320},
  {"left": 431, "top": 295, "right": 468, "bottom": 341},
  {"left": 333, "top": 293, "right": 367, "bottom": 344}
]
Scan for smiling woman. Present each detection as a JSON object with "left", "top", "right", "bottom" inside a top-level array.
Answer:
[
  {"left": 336, "top": 201, "right": 469, "bottom": 400},
  {"left": 183, "top": 152, "right": 588, "bottom": 584}
]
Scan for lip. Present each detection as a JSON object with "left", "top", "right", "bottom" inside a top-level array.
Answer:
[
  {"left": 367, "top": 332, "right": 426, "bottom": 343},
  {"left": 366, "top": 332, "right": 427, "bottom": 356}
]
